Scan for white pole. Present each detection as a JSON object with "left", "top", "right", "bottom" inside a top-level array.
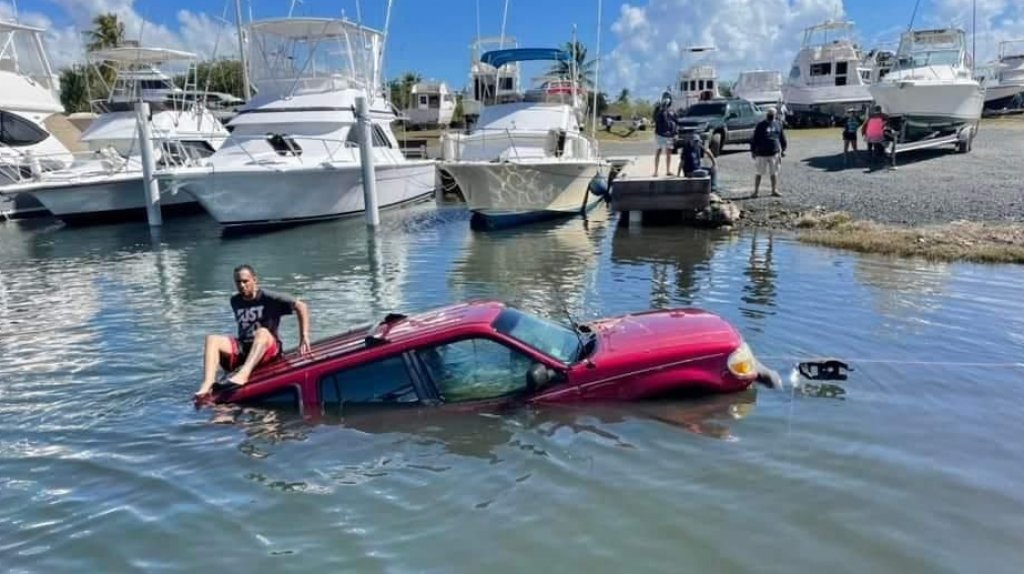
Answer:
[
  {"left": 135, "top": 101, "right": 162, "bottom": 227},
  {"left": 234, "top": 0, "right": 251, "bottom": 100},
  {"left": 591, "top": 0, "right": 602, "bottom": 138},
  {"left": 356, "top": 96, "right": 380, "bottom": 227}
]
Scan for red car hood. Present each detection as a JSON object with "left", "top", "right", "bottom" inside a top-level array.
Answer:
[{"left": 586, "top": 308, "right": 742, "bottom": 372}]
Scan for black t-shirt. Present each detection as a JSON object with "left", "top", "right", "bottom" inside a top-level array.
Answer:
[{"left": 230, "top": 289, "right": 296, "bottom": 345}]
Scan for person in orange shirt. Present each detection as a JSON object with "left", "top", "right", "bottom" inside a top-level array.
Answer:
[{"left": 861, "top": 105, "right": 889, "bottom": 162}]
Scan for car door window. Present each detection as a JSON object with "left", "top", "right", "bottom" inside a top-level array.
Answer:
[
  {"left": 319, "top": 355, "right": 420, "bottom": 411},
  {"left": 417, "top": 338, "right": 533, "bottom": 402}
]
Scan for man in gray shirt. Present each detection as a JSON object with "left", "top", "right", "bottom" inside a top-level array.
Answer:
[{"left": 195, "top": 264, "right": 311, "bottom": 399}]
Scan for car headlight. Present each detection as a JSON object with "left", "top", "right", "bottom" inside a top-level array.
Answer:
[{"left": 727, "top": 342, "right": 757, "bottom": 379}]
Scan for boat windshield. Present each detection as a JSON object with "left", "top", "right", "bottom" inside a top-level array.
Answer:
[
  {"left": 897, "top": 49, "right": 963, "bottom": 68},
  {"left": 684, "top": 102, "right": 727, "bottom": 116},
  {"left": 492, "top": 308, "right": 581, "bottom": 364},
  {"left": 0, "top": 27, "right": 55, "bottom": 91}
]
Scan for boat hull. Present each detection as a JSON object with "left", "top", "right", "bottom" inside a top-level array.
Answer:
[
  {"left": 5, "top": 175, "right": 199, "bottom": 225},
  {"left": 441, "top": 160, "right": 606, "bottom": 229},
  {"left": 168, "top": 161, "right": 437, "bottom": 228},
  {"left": 983, "top": 84, "right": 1024, "bottom": 110},
  {"left": 782, "top": 84, "right": 873, "bottom": 116},
  {"left": 869, "top": 81, "right": 985, "bottom": 126}
]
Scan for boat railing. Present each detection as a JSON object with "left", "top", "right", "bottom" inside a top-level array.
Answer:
[{"left": 441, "top": 126, "right": 594, "bottom": 162}]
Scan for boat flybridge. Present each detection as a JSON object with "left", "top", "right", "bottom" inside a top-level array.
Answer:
[
  {"left": 439, "top": 47, "right": 609, "bottom": 230},
  {"left": 0, "top": 19, "right": 75, "bottom": 218},
  {"left": 403, "top": 81, "right": 457, "bottom": 128},
  {"left": 868, "top": 27, "right": 984, "bottom": 137},
  {"left": 733, "top": 70, "right": 783, "bottom": 107},
  {"left": 461, "top": 36, "right": 522, "bottom": 123},
  {"left": 674, "top": 46, "right": 720, "bottom": 111},
  {"left": 782, "top": 19, "right": 874, "bottom": 126},
  {"left": 159, "top": 17, "right": 436, "bottom": 231},
  {"left": 0, "top": 46, "right": 229, "bottom": 224},
  {"left": 980, "top": 39, "right": 1024, "bottom": 111}
]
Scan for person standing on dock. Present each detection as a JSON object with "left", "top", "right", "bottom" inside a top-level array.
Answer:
[
  {"left": 194, "top": 264, "right": 311, "bottom": 400},
  {"left": 751, "top": 106, "right": 787, "bottom": 197},
  {"left": 652, "top": 91, "right": 678, "bottom": 177}
]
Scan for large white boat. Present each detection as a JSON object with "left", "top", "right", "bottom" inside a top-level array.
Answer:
[
  {"left": 980, "top": 40, "right": 1024, "bottom": 112},
  {"left": 869, "top": 28, "right": 984, "bottom": 134},
  {"left": 439, "top": 47, "right": 608, "bottom": 230},
  {"left": 0, "top": 20, "right": 75, "bottom": 218},
  {"left": 160, "top": 18, "right": 436, "bottom": 231},
  {"left": 733, "top": 70, "right": 783, "bottom": 107},
  {"left": 673, "top": 46, "right": 720, "bottom": 111},
  {"left": 782, "top": 19, "right": 874, "bottom": 125},
  {"left": 0, "top": 47, "right": 228, "bottom": 224},
  {"left": 403, "top": 81, "right": 456, "bottom": 129}
]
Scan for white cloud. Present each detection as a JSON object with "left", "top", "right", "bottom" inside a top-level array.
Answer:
[
  {"left": 603, "top": 0, "right": 1024, "bottom": 99},
  {"left": 2, "top": 0, "right": 239, "bottom": 70}
]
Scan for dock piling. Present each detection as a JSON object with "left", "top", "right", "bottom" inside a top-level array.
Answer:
[
  {"left": 134, "top": 101, "right": 163, "bottom": 228},
  {"left": 356, "top": 96, "right": 381, "bottom": 228}
]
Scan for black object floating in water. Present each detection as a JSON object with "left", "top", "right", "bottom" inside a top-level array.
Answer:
[{"left": 798, "top": 359, "right": 851, "bottom": 381}]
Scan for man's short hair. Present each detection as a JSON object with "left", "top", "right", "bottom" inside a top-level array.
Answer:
[{"left": 234, "top": 264, "right": 256, "bottom": 277}]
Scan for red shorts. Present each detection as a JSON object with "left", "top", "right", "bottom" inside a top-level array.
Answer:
[{"left": 220, "top": 337, "right": 281, "bottom": 372}]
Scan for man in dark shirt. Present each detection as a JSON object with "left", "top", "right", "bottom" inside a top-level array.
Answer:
[
  {"left": 750, "top": 106, "right": 787, "bottom": 197},
  {"left": 195, "top": 264, "right": 311, "bottom": 399},
  {"left": 652, "top": 91, "right": 677, "bottom": 177},
  {"left": 676, "top": 131, "right": 718, "bottom": 191}
]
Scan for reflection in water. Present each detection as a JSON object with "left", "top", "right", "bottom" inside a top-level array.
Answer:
[
  {"left": 610, "top": 226, "right": 726, "bottom": 307},
  {"left": 854, "top": 257, "right": 950, "bottom": 325},
  {"left": 448, "top": 216, "right": 610, "bottom": 319},
  {"left": 741, "top": 230, "right": 777, "bottom": 325}
]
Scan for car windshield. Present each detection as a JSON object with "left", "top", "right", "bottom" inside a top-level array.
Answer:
[
  {"left": 492, "top": 308, "right": 581, "bottom": 364},
  {"left": 684, "top": 102, "right": 726, "bottom": 116}
]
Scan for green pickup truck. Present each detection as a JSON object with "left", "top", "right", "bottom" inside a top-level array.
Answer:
[{"left": 674, "top": 98, "right": 766, "bottom": 156}]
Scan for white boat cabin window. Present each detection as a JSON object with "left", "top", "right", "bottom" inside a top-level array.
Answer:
[
  {"left": 265, "top": 133, "right": 303, "bottom": 156},
  {"left": 319, "top": 355, "right": 420, "bottom": 412},
  {"left": 0, "top": 111, "right": 49, "bottom": 147},
  {"left": 343, "top": 124, "right": 394, "bottom": 148},
  {"left": 809, "top": 63, "right": 832, "bottom": 76}
]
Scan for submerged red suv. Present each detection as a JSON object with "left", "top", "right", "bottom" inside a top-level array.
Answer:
[{"left": 199, "top": 300, "right": 779, "bottom": 413}]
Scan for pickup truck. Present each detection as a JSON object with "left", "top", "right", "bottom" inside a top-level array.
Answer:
[{"left": 674, "top": 98, "right": 765, "bottom": 156}]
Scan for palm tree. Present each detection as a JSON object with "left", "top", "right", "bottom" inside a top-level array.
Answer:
[
  {"left": 87, "top": 14, "right": 124, "bottom": 52},
  {"left": 549, "top": 40, "right": 596, "bottom": 91}
]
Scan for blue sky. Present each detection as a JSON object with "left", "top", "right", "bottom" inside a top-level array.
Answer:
[{"left": 6, "top": 0, "right": 1023, "bottom": 97}]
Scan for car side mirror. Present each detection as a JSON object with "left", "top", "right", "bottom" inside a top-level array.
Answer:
[{"left": 526, "top": 363, "right": 560, "bottom": 390}]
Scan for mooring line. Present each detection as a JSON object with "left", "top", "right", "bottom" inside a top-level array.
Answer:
[{"left": 758, "top": 356, "right": 1024, "bottom": 369}]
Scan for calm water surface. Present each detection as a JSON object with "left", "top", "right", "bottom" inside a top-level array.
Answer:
[{"left": 1, "top": 204, "right": 1023, "bottom": 573}]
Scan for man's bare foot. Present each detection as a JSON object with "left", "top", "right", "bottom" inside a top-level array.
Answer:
[{"left": 771, "top": 190, "right": 782, "bottom": 197}]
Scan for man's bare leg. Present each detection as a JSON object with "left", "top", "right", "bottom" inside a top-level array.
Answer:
[
  {"left": 227, "top": 327, "right": 273, "bottom": 386},
  {"left": 198, "top": 334, "right": 233, "bottom": 396},
  {"left": 653, "top": 149, "right": 661, "bottom": 176},
  {"left": 770, "top": 174, "right": 780, "bottom": 196},
  {"left": 753, "top": 174, "right": 762, "bottom": 197},
  {"left": 665, "top": 151, "right": 672, "bottom": 176}
]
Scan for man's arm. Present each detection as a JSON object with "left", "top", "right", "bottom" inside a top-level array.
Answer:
[
  {"left": 780, "top": 125, "right": 788, "bottom": 154},
  {"left": 294, "top": 299, "right": 311, "bottom": 354},
  {"left": 704, "top": 146, "right": 717, "bottom": 167}
]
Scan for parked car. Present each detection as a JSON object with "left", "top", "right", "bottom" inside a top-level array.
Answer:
[
  {"left": 198, "top": 300, "right": 780, "bottom": 412},
  {"left": 675, "top": 98, "right": 765, "bottom": 155}
]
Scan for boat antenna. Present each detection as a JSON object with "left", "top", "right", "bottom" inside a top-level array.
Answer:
[
  {"left": 908, "top": 0, "right": 921, "bottom": 30},
  {"left": 475, "top": 0, "right": 481, "bottom": 49},
  {"left": 354, "top": 0, "right": 362, "bottom": 22},
  {"left": 499, "top": 0, "right": 510, "bottom": 49},
  {"left": 10, "top": 0, "right": 18, "bottom": 21},
  {"left": 377, "top": 0, "right": 394, "bottom": 93},
  {"left": 972, "top": 0, "right": 976, "bottom": 70},
  {"left": 235, "top": 0, "right": 251, "bottom": 100},
  {"left": 590, "top": 0, "right": 602, "bottom": 138},
  {"left": 288, "top": 0, "right": 302, "bottom": 18}
]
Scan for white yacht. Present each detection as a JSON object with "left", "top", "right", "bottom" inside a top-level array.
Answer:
[
  {"left": 0, "top": 20, "right": 75, "bottom": 218},
  {"left": 403, "top": 81, "right": 457, "bottom": 128},
  {"left": 439, "top": 47, "right": 608, "bottom": 230},
  {"left": 160, "top": 18, "right": 436, "bottom": 231},
  {"left": 733, "top": 70, "right": 783, "bottom": 107},
  {"left": 981, "top": 40, "right": 1024, "bottom": 112},
  {"left": 869, "top": 28, "right": 984, "bottom": 133},
  {"left": 0, "top": 47, "right": 228, "bottom": 224},
  {"left": 674, "top": 46, "right": 720, "bottom": 110},
  {"left": 782, "top": 20, "right": 874, "bottom": 124}
]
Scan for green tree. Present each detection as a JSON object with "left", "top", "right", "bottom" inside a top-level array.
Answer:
[
  {"left": 388, "top": 71, "right": 422, "bottom": 110},
  {"left": 549, "top": 40, "right": 596, "bottom": 90},
  {"left": 87, "top": 13, "right": 124, "bottom": 51},
  {"left": 59, "top": 65, "right": 93, "bottom": 113},
  {"left": 719, "top": 84, "right": 733, "bottom": 98},
  {"left": 616, "top": 88, "right": 630, "bottom": 105},
  {"left": 176, "top": 60, "right": 246, "bottom": 98}
]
